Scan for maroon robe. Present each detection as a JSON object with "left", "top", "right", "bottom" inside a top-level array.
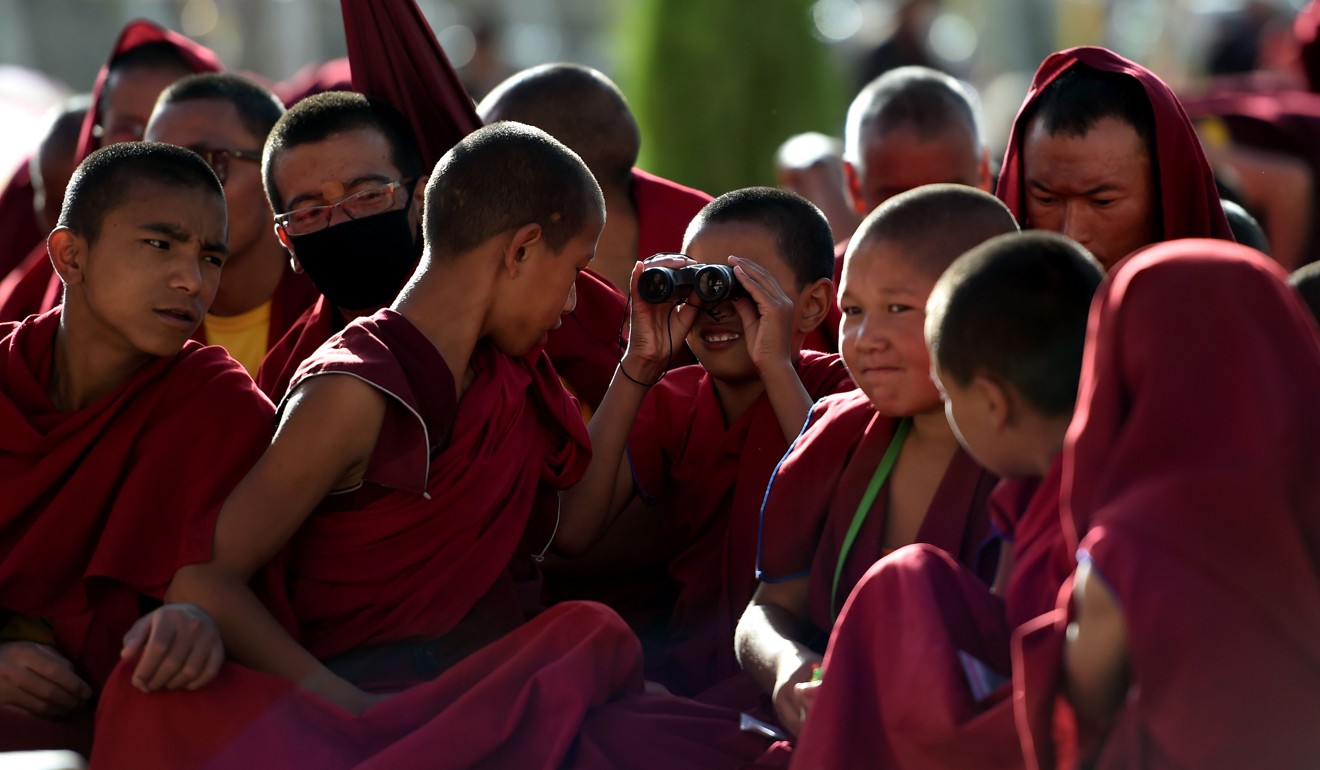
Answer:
[
  {"left": 0, "top": 162, "right": 42, "bottom": 282},
  {"left": 786, "top": 458, "right": 1069, "bottom": 770},
  {"left": 1016, "top": 240, "right": 1320, "bottom": 770},
  {"left": 628, "top": 351, "right": 854, "bottom": 696},
  {"left": 0, "top": 309, "right": 273, "bottom": 750},
  {"left": 281, "top": 309, "right": 590, "bottom": 659},
  {"left": 758, "top": 390, "right": 999, "bottom": 641},
  {"left": 0, "top": 20, "right": 223, "bottom": 324},
  {"left": 996, "top": 47, "right": 1234, "bottom": 253}
]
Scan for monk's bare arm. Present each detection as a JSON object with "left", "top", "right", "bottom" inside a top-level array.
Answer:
[
  {"left": 554, "top": 365, "right": 656, "bottom": 555},
  {"left": 555, "top": 257, "right": 699, "bottom": 555},
  {"left": 166, "top": 376, "right": 387, "bottom": 711},
  {"left": 760, "top": 362, "right": 814, "bottom": 444},
  {"left": 1063, "top": 557, "right": 1131, "bottom": 724},
  {"left": 735, "top": 577, "right": 821, "bottom": 735}
]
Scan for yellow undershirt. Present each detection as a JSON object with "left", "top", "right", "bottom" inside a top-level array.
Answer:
[
  {"left": 0, "top": 614, "right": 57, "bottom": 645},
  {"left": 204, "top": 301, "right": 272, "bottom": 376}
]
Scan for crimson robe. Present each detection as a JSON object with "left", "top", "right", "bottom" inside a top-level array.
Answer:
[
  {"left": 0, "top": 309, "right": 273, "bottom": 750},
  {"left": 281, "top": 309, "right": 590, "bottom": 659},
  {"left": 628, "top": 351, "right": 854, "bottom": 696},
  {"left": 1017, "top": 239, "right": 1320, "bottom": 769},
  {"left": 0, "top": 20, "right": 223, "bottom": 324},
  {"left": 996, "top": 47, "right": 1234, "bottom": 252},
  {"left": 758, "top": 390, "right": 999, "bottom": 640},
  {"left": 786, "top": 458, "right": 1069, "bottom": 770},
  {"left": 0, "top": 162, "right": 42, "bottom": 282}
]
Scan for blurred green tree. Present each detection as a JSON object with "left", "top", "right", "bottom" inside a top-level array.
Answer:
[{"left": 617, "top": 0, "right": 847, "bottom": 195}]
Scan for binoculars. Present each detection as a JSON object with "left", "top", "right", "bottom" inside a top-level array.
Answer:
[{"left": 638, "top": 264, "right": 746, "bottom": 304}]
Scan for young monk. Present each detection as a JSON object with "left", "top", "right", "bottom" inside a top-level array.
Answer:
[
  {"left": 787, "top": 231, "right": 1103, "bottom": 769},
  {"left": 167, "top": 121, "right": 603, "bottom": 713},
  {"left": 812, "top": 66, "right": 993, "bottom": 352},
  {"left": 1016, "top": 239, "right": 1320, "bottom": 769},
  {"left": 477, "top": 63, "right": 713, "bottom": 406},
  {"left": 0, "top": 142, "right": 272, "bottom": 751},
  {"left": 145, "top": 73, "right": 319, "bottom": 375},
  {"left": 559, "top": 187, "right": 853, "bottom": 697},
  {"left": 736, "top": 184, "right": 1013, "bottom": 736},
  {"left": 0, "top": 20, "right": 222, "bottom": 323},
  {"left": 997, "top": 46, "right": 1234, "bottom": 272},
  {"left": 253, "top": 91, "right": 428, "bottom": 401}
]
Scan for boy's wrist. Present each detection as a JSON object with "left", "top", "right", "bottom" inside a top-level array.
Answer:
[{"left": 618, "top": 354, "right": 665, "bottom": 387}]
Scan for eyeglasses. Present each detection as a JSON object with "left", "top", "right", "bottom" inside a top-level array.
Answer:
[
  {"left": 194, "top": 147, "right": 263, "bottom": 185},
  {"left": 274, "top": 178, "right": 414, "bottom": 237}
]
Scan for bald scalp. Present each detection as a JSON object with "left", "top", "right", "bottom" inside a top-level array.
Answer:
[
  {"left": 424, "top": 121, "right": 604, "bottom": 261},
  {"left": 476, "top": 64, "right": 640, "bottom": 188},
  {"left": 845, "top": 65, "right": 982, "bottom": 164},
  {"left": 849, "top": 183, "right": 1018, "bottom": 280}
]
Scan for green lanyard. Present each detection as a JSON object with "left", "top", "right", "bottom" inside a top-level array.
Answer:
[{"left": 831, "top": 417, "right": 911, "bottom": 621}]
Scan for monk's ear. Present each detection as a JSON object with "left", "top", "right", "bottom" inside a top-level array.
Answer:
[
  {"left": 843, "top": 161, "right": 867, "bottom": 216},
  {"left": 408, "top": 174, "right": 430, "bottom": 220},
  {"left": 503, "top": 223, "right": 544, "bottom": 275},
  {"left": 795, "top": 276, "right": 834, "bottom": 333},
  {"left": 976, "top": 147, "right": 993, "bottom": 193},
  {"left": 48, "top": 227, "right": 87, "bottom": 286},
  {"left": 273, "top": 224, "right": 302, "bottom": 272},
  {"left": 971, "top": 373, "right": 1014, "bottom": 432}
]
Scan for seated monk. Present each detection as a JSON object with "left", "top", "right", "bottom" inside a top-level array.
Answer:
[
  {"left": 167, "top": 121, "right": 610, "bottom": 712},
  {"left": 252, "top": 91, "right": 428, "bottom": 402},
  {"left": 789, "top": 231, "right": 1103, "bottom": 769},
  {"left": 735, "top": 185, "right": 1014, "bottom": 739},
  {"left": 145, "top": 73, "right": 319, "bottom": 375},
  {"left": 1016, "top": 239, "right": 1320, "bottom": 769},
  {"left": 996, "top": 46, "right": 1234, "bottom": 272},
  {"left": 559, "top": 188, "right": 853, "bottom": 697},
  {"left": 0, "top": 142, "right": 273, "bottom": 752}
]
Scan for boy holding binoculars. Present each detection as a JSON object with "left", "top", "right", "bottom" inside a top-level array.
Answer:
[{"left": 557, "top": 187, "right": 853, "bottom": 697}]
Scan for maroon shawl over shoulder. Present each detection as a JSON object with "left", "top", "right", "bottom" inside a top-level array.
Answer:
[
  {"left": 758, "top": 390, "right": 999, "bottom": 639},
  {"left": 281, "top": 309, "right": 590, "bottom": 659},
  {"left": 0, "top": 309, "right": 272, "bottom": 688},
  {"left": 1017, "top": 239, "right": 1320, "bottom": 769}
]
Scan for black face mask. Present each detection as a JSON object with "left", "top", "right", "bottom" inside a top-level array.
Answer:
[{"left": 288, "top": 205, "right": 420, "bottom": 310}]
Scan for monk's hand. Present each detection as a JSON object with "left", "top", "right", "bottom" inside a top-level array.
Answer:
[
  {"left": 728, "top": 256, "right": 796, "bottom": 374},
  {"left": 622, "top": 255, "right": 701, "bottom": 382},
  {"left": 123, "top": 603, "right": 224, "bottom": 693},
  {"left": 771, "top": 658, "right": 818, "bottom": 737},
  {"left": 0, "top": 640, "right": 92, "bottom": 718}
]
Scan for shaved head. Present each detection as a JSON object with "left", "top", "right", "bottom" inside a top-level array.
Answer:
[
  {"left": 477, "top": 63, "right": 640, "bottom": 188},
  {"left": 845, "top": 65, "right": 982, "bottom": 164},
  {"left": 850, "top": 183, "right": 1018, "bottom": 280}
]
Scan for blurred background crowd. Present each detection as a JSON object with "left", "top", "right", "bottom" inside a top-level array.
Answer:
[{"left": 0, "top": 0, "right": 1311, "bottom": 200}]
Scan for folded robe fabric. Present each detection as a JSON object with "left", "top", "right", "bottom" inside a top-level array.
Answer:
[
  {"left": 0, "top": 309, "right": 272, "bottom": 751},
  {"left": 280, "top": 309, "right": 590, "bottom": 659},
  {"left": 758, "top": 389, "right": 999, "bottom": 639},
  {"left": 786, "top": 457, "right": 1070, "bottom": 770},
  {"left": 629, "top": 351, "right": 854, "bottom": 696},
  {"left": 90, "top": 601, "right": 646, "bottom": 769},
  {"left": 0, "top": 19, "right": 223, "bottom": 323},
  {"left": 995, "top": 46, "right": 1233, "bottom": 252},
  {"left": 1017, "top": 239, "right": 1320, "bottom": 769}
]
